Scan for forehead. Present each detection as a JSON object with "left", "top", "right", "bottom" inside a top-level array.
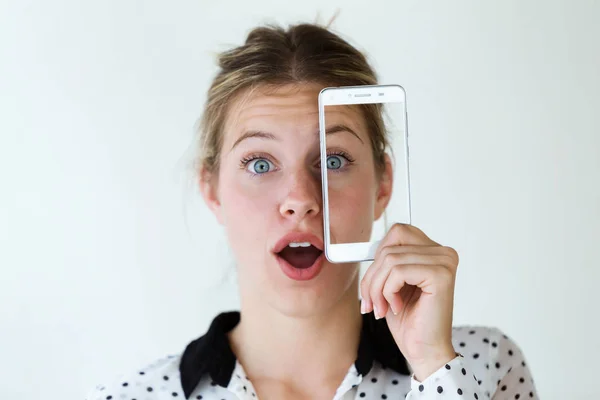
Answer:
[{"left": 223, "top": 83, "right": 367, "bottom": 139}]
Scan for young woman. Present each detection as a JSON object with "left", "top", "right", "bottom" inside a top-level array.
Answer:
[{"left": 87, "top": 23, "right": 537, "bottom": 400}]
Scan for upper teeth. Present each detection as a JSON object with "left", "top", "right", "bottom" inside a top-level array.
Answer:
[{"left": 288, "top": 242, "right": 311, "bottom": 248}]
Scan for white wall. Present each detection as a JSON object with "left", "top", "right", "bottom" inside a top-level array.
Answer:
[{"left": 1, "top": 1, "right": 598, "bottom": 399}]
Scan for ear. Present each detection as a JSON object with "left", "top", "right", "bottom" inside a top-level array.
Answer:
[
  {"left": 373, "top": 154, "right": 393, "bottom": 221},
  {"left": 199, "top": 167, "right": 225, "bottom": 225}
]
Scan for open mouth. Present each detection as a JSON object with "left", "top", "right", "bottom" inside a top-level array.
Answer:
[{"left": 277, "top": 242, "right": 323, "bottom": 269}]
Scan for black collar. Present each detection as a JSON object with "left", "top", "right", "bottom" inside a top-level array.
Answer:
[{"left": 179, "top": 310, "right": 410, "bottom": 399}]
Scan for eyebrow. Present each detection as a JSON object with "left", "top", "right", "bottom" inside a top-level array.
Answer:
[
  {"left": 229, "top": 123, "right": 364, "bottom": 151},
  {"left": 324, "top": 124, "right": 364, "bottom": 144},
  {"left": 230, "top": 130, "right": 278, "bottom": 151}
]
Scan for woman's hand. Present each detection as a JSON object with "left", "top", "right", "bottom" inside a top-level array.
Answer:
[{"left": 360, "top": 223, "right": 460, "bottom": 382}]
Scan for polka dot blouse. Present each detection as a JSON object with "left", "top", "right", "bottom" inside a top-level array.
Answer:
[{"left": 86, "top": 312, "right": 538, "bottom": 400}]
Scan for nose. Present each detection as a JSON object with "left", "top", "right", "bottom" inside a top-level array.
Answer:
[{"left": 279, "top": 170, "right": 321, "bottom": 221}]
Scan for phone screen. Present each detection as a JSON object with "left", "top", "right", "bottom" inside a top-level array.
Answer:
[{"left": 322, "top": 91, "right": 411, "bottom": 260}]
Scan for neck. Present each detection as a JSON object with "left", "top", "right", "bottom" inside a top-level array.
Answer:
[{"left": 228, "top": 278, "right": 362, "bottom": 389}]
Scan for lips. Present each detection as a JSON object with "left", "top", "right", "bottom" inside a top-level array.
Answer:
[
  {"left": 272, "top": 232, "right": 324, "bottom": 254},
  {"left": 272, "top": 232, "right": 325, "bottom": 281}
]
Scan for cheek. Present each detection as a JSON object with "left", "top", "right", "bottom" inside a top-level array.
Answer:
[
  {"left": 327, "top": 173, "right": 377, "bottom": 241},
  {"left": 222, "top": 179, "right": 273, "bottom": 217},
  {"left": 218, "top": 173, "right": 279, "bottom": 249}
]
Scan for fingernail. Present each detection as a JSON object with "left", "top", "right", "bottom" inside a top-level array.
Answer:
[
  {"left": 363, "top": 298, "right": 373, "bottom": 313},
  {"left": 390, "top": 303, "right": 398, "bottom": 315},
  {"left": 374, "top": 305, "right": 381, "bottom": 319},
  {"left": 360, "top": 299, "right": 367, "bottom": 314}
]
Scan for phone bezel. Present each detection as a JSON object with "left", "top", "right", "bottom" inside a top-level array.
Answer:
[{"left": 318, "top": 84, "right": 411, "bottom": 263}]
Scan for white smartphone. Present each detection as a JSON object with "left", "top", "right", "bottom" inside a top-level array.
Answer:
[{"left": 319, "top": 84, "right": 411, "bottom": 263}]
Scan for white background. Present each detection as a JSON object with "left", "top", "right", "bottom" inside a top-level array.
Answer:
[{"left": 1, "top": 1, "right": 598, "bottom": 399}]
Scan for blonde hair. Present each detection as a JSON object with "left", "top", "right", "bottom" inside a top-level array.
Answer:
[{"left": 197, "top": 22, "right": 388, "bottom": 178}]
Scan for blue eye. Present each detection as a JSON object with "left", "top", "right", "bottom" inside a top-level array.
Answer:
[
  {"left": 326, "top": 155, "right": 345, "bottom": 170},
  {"left": 247, "top": 158, "right": 273, "bottom": 174}
]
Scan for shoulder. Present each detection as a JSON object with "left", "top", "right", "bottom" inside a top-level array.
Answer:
[
  {"left": 85, "top": 354, "right": 185, "bottom": 400},
  {"left": 451, "top": 325, "right": 535, "bottom": 391},
  {"left": 451, "top": 325, "right": 528, "bottom": 362}
]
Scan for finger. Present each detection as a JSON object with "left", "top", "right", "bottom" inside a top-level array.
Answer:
[
  {"left": 363, "top": 245, "right": 458, "bottom": 316},
  {"left": 376, "top": 223, "right": 439, "bottom": 254},
  {"left": 374, "top": 264, "right": 439, "bottom": 318},
  {"left": 382, "top": 265, "right": 423, "bottom": 315},
  {"left": 386, "top": 263, "right": 454, "bottom": 294},
  {"left": 360, "top": 257, "right": 381, "bottom": 314},
  {"left": 368, "top": 260, "right": 393, "bottom": 318},
  {"left": 377, "top": 247, "right": 458, "bottom": 269},
  {"left": 364, "top": 247, "right": 453, "bottom": 316},
  {"left": 374, "top": 255, "right": 457, "bottom": 319},
  {"left": 360, "top": 246, "right": 412, "bottom": 314},
  {"left": 380, "top": 265, "right": 437, "bottom": 315},
  {"left": 369, "top": 254, "right": 443, "bottom": 318},
  {"left": 376, "top": 243, "right": 459, "bottom": 270}
]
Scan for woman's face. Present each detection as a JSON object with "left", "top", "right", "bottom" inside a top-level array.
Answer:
[{"left": 202, "top": 83, "right": 391, "bottom": 317}]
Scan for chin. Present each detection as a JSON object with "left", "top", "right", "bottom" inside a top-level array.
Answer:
[{"left": 265, "top": 261, "right": 360, "bottom": 318}]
